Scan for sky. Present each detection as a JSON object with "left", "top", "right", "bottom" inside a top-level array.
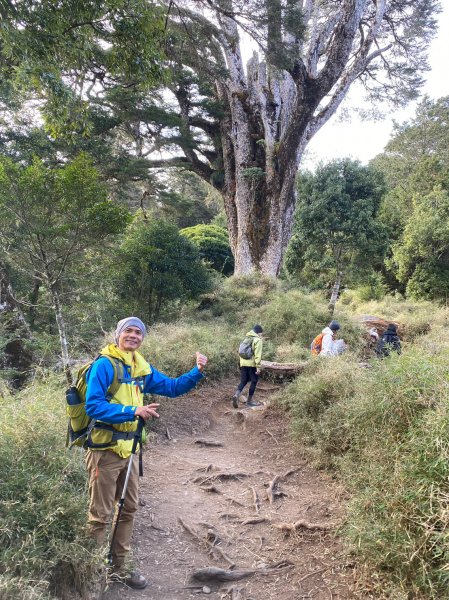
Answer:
[{"left": 303, "top": 4, "right": 449, "bottom": 169}]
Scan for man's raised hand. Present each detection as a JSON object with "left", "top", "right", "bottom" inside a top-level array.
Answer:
[{"left": 196, "top": 352, "right": 208, "bottom": 372}]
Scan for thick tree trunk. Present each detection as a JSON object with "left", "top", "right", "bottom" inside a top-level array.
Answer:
[{"left": 216, "top": 35, "right": 307, "bottom": 276}]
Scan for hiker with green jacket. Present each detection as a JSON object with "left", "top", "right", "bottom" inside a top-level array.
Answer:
[
  {"left": 231, "top": 324, "right": 263, "bottom": 408},
  {"left": 84, "top": 316, "right": 207, "bottom": 590}
]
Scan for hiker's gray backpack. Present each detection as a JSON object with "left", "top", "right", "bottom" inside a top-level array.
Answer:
[{"left": 238, "top": 336, "right": 254, "bottom": 359}]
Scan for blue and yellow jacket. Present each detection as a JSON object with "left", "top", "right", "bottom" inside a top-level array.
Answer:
[{"left": 86, "top": 344, "right": 203, "bottom": 457}]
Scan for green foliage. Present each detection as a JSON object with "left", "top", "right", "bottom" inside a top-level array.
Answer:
[
  {"left": 286, "top": 159, "right": 387, "bottom": 290},
  {"left": 373, "top": 97, "right": 449, "bottom": 194},
  {"left": 257, "top": 290, "right": 330, "bottom": 347},
  {"left": 116, "top": 219, "right": 212, "bottom": 323},
  {"left": 374, "top": 96, "right": 449, "bottom": 298},
  {"left": 352, "top": 272, "right": 387, "bottom": 302},
  {"left": 0, "top": 0, "right": 167, "bottom": 136},
  {"left": 390, "top": 188, "right": 449, "bottom": 301},
  {"left": 139, "top": 319, "right": 239, "bottom": 381},
  {"left": 0, "top": 378, "right": 99, "bottom": 599},
  {"left": 153, "top": 170, "right": 222, "bottom": 229},
  {"left": 0, "top": 154, "right": 130, "bottom": 336},
  {"left": 180, "top": 224, "right": 234, "bottom": 275}
]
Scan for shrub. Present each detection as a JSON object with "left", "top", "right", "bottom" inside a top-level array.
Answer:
[
  {"left": 180, "top": 224, "right": 234, "bottom": 275},
  {"left": 139, "top": 318, "right": 240, "bottom": 381},
  {"left": 116, "top": 219, "right": 212, "bottom": 323}
]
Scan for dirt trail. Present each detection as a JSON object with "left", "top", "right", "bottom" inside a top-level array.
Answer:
[{"left": 102, "top": 380, "right": 356, "bottom": 600}]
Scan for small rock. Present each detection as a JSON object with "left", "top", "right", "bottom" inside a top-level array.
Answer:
[{"left": 202, "top": 586, "right": 211, "bottom": 594}]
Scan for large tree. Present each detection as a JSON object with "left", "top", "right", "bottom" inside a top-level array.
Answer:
[
  {"left": 130, "top": 0, "right": 438, "bottom": 276},
  {"left": 1, "top": 1, "right": 440, "bottom": 276}
]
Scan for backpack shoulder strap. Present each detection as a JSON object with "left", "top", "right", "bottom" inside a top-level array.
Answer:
[{"left": 101, "top": 355, "right": 125, "bottom": 399}]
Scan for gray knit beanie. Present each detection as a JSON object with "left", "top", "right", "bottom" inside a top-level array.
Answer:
[{"left": 114, "top": 317, "right": 147, "bottom": 344}]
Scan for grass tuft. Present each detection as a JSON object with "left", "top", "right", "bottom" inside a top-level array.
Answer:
[{"left": 0, "top": 377, "right": 100, "bottom": 599}]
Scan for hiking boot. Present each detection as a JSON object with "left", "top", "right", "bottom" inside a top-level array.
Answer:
[
  {"left": 232, "top": 391, "right": 240, "bottom": 408},
  {"left": 246, "top": 399, "right": 263, "bottom": 408},
  {"left": 125, "top": 572, "right": 148, "bottom": 590},
  {"left": 111, "top": 570, "right": 148, "bottom": 590}
]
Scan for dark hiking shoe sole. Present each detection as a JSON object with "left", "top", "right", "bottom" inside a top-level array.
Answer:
[{"left": 232, "top": 396, "right": 239, "bottom": 408}]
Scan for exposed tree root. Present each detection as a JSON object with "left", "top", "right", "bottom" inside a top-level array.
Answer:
[
  {"left": 224, "top": 495, "right": 246, "bottom": 508},
  {"left": 222, "top": 586, "right": 242, "bottom": 599},
  {"left": 264, "top": 429, "right": 279, "bottom": 445},
  {"left": 256, "top": 385, "right": 281, "bottom": 392},
  {"left": 265, "top": 474, "right": 289, "bottom": 503},
  {"left": 178, "top": 518, "right": 235, "bottom": 568},
  {"left": 195, "top": 439, "right": 224, "bottom": 447},
  {"left": 192, "top": 472, "right": 250, "bottom": 486},
  {"left": 273, "top": 519, "right": 335, "bottom": 533},
  {"left": 195, "top": 464, "right": 218, "bottom": 473},
  {"left": 297, "top": 566, "right": 329, "bottom": 583},
  {"left": 211, "top": 545, "right": 235, "bottom": 568},
  {"left": 200, "top": 485, "right": 222, "bottom": 494},
  {"left": 266, "top": 475, "right": 280, "bottom": 504},
  {"left": 178, "top": 517, "right": 199, "bottom": 539},
  {"left": 250, "top": 486, "right": 260, "bottom": 513},
  {"left": 191, "top": 560, "right": 294, "bottom": 584},
  {"left": 241, "top": 517, "right": 267, "bottom": 525},
  {"left": 282, "top": 468, "right": 300, "bottom": 478},
  {"left": 191, "top": 567, "right": 256, "bottom": 583}
]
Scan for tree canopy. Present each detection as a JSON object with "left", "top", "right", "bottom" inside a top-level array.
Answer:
[
  {"left": 181, "top": 224, "right": 234, "bottom": 275},
  {"left": 286, "top": 159, "right": 387, "bottom": 290},
  {"left": 373, "top": 96, "right": 449, "bottom": 300}
]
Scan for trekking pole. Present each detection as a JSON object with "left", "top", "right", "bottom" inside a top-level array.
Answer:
[{"left": 107, "top": 416, "right": 145, "bottom": 567}]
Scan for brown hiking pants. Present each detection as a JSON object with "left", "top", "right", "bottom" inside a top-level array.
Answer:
[{"left": 85, "top": 448, "right": 139, "bottom": 567}]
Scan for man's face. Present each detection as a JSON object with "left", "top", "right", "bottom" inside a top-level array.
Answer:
[{"left": 118, "top": 326, "right": 144, "bottom": 352}]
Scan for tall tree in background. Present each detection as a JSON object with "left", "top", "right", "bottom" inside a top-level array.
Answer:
[
  {"left": 373, "top": 96, "right": 449, "bottom": 299},
  {"left": 130, "top": 0, "right": 438, "bottom": 276},
  {"left": 285, "top": 159, "right": 387, "bottom": 309},
  {"left": 0, "top": 154, "right": 130, "bottom": 384}
]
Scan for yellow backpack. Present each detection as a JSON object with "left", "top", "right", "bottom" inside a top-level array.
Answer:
[{"left": 66, "top": 355, "right": 126, "bottom": 448}]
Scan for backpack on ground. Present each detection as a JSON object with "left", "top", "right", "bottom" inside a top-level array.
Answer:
[
  {"left": 238, "top": 336, "right": 254, "bottom": 359},
  {"left": 66, "top": 355, "right": 128, "bottom": 449},
  {"left": 311, "top": 332, "right": 324, "bottom": 355}
]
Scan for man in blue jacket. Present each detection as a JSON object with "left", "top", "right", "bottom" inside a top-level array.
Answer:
[{"left": 85, "top": 316, "right": 207, "bottom": 589}]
